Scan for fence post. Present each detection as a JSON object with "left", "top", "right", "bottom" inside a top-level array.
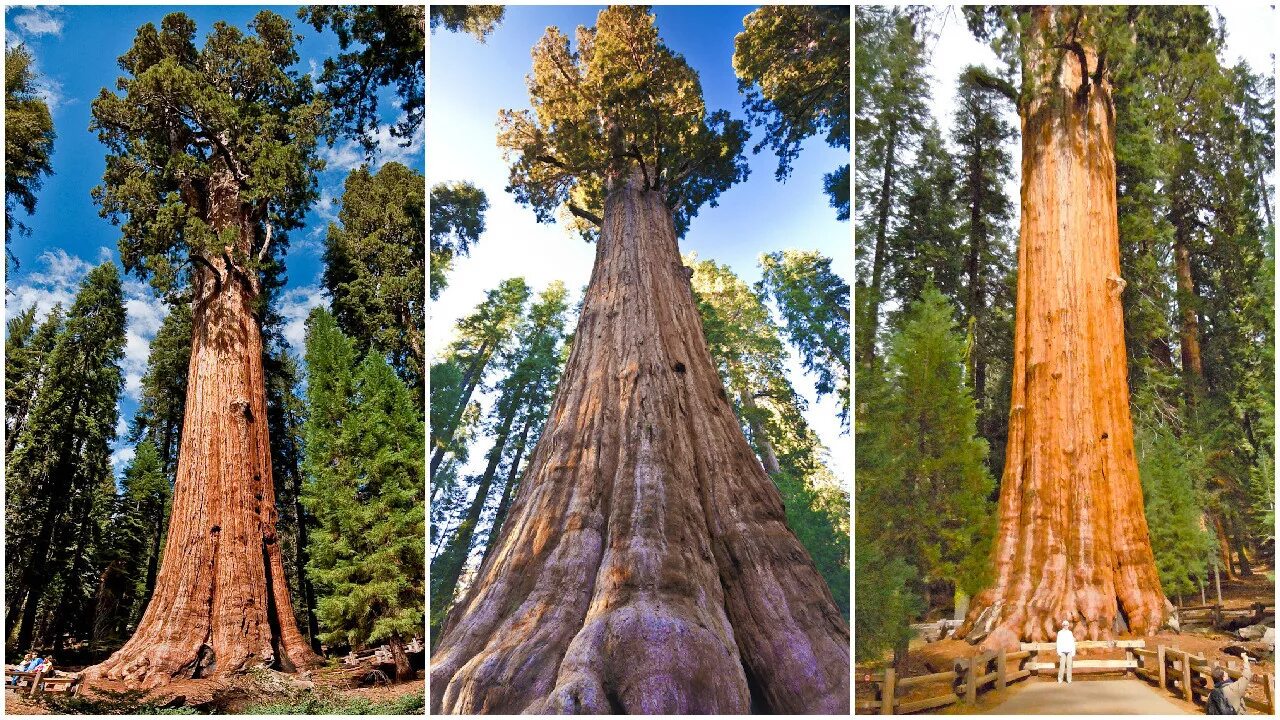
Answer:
[
  {"left": 966, "top": 655, "right": 978, "bottom": 705},
  {"left": 1264, "top": 673, "right": 1274, "bottom": 715},
  {"left": 27, "top": 669, "right": 44, "bottom": 698},
  {"left": 1157, "top": 645, "right": 1166, "bottom": 690},
  {"left": 997, "top": 648, "right": 1007, "bottom": 690},
  {"left": 1182, "top": 652, "right": 1193, "bottom": 702},
  {"left": 881, "top": 667, "right": 895, "bottom": 715}
]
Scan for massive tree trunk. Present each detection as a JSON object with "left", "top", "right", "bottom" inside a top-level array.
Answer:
[
  {"left": 83, "top": 168, "right": 318, "bottom": 689},
  {"left": 956, "top": 9, "right": 1169, "bottom": 651},
  {"left": 430, "top": 171, "right": 848, "bottom": 714}
]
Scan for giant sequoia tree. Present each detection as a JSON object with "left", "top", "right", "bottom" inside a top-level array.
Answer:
[
  {"left": 953, "top": 6, "right": 1170, "bottom": 649},
  {"left": 83, "top": 11, "right": 325, "bottom": 687},
  {"left": 430, "top": 7, "right": 848, "bottom": 713}
]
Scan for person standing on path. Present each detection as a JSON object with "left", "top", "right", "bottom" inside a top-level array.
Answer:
[
  {"left": 1207, "top": 654, "right": 1253, "bottom": 714},
  {"left": 1056, "top": 619, "right": 1076, "bottom": 684}
]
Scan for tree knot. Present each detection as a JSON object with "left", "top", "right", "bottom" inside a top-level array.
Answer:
[{"left": 1107, "top": 275, "right": 1127, "bottom": 297}]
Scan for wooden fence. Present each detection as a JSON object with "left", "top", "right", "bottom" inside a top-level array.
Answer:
[
  {"left": 856, "top": 648, "right": 1033, "bottom": 714},
  {"left": 1176, "top": 602, "right": 1274, "bottom": 630},
  {"left": 1133, "top": 645, "right": 1275, "bottom": 714},
  {"left": 4, "top": 668, "right": 78, "bottom": 697}
]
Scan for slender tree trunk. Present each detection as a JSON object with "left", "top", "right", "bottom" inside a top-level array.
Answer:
[
  {"left": 430, "top": 342, "right": 492, "bottom": 477},
  {"left": 481, "top": 410, "right": 535, "bottom": 568},
  {"left": 739, "top": 387, "right": 782, "bottom": 475},
  {"left": 83, "top": 168, "right": 318, "bottom": 689},
  {"left": 430, "top": 387, "right": 525, "bottom": 636},
  {"left": 956, "top": 9, "right": 1168, "bottom": 651},
  {"left": 860, "top": 121, "right": 899, "bottom": 369},
  {"left": 431, "top": 171, "right": 848, "bottom": 714},
  {"left": 966, "top": 145, "right": 988, "bottom": 410},
  {"left": 389, "top": 632, "right": 415, "bottom": 682},
  {"left": 292, "top": 494, "right": 321, "bottom": 653},
  {"left": 1173, "top": 237, "right": 1203, "bottom": 387},
  {"left": 1231, "top": 527, "right": 1253, "bottom": 577},
  {"left": 1212, "top": 512, "right": 1236, "bottom": 581}
]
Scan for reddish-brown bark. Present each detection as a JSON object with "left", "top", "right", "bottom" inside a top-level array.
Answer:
[
  {"left": 430, "top": 172, "right": 849, "bottom": 714},
  {"left": 956, "top": 8, "right": 1169, "bottom": 651},
  {"left": 82, "top": 168, "right": 318, "bottom": 689}
]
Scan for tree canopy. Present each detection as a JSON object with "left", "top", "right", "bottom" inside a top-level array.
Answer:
[
  {"left": 497, "top": 5, "right": 748, "bottom": 240},
  {"left": 5, "top": 44, "right": 56, "bottom": 263},
  {"left": 299, "top": 5, "right": 425, "bottom": 150},
  {"left": 90, "top": 10, "right": 326, "bottom": 298},
  {"left": 430, "top": 5, "right": 505, "bottom": 42},
  {"left": 733, "top": 6, "right": 850, "bottom": 219},
  {"left": 430, "top": 181, "right": 489, "bottom": 300}
]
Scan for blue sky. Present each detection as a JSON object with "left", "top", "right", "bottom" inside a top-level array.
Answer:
[
  {"left": 428, "top": 5, "right": 853, "bottom": 504},
  {"left": 4, "top": 5, "right": 424, "bottom": 474}
]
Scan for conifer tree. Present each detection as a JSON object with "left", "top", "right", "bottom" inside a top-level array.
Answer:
[
  {"left": 303, "top": 309, "right": 424, "bottom": 680},
  {"left": 1136, "top": 424, "right": 1214, "bottom": 600},
  {"left": 430, "top": 5, "right": 505, "bottom": 41},
  {"left": 430, "top": 282, "right": 569, "bottom": 641},
  {"left": 5, "top": 44, "right": 56, "bottom": 264},
  {"left": 429, "top": 181, "right": 489, "bottom": 300},
  {"left": 733, "top": 6, "right": 850, "bottom": 219},
  {"left": 758, "top": 250, "right": 850, "bottom": 424},
  {"left": 85, "top": 11, "right": 325, "bottom": 686},
  {"left": 324, "top": 162, "right": 426, "bottom": 400},
  {"left": 5, "top": 263, "right": 126, "bottom": 653},
  {"left": 6, "top": 304, "right": 63, "bottom": 457},
  {"left": 853, "top": 527, "right": 919, "bottom": 663},
  {"left": 429, "top": 278, "right": 530, "bottom": 477},
  {"left": 434, "top": 8, "right": 847, "bottom": 713},
  {"left": 299, "top": 5, "right": 425, "bottom": 149},
  {"left": 858, "top": 285, "right": 994, "bottom": 660}
]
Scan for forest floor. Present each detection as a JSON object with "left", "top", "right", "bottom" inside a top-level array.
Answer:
[{"left": 3, "top": 667, "right": 425, "bottom": 715}]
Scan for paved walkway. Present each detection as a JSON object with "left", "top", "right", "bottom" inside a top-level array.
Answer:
[{"left": 983, "top": 677, "right": 1193, "bottom": 714}]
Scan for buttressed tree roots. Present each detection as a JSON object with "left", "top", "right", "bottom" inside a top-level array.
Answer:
[
  {"left": 956, "top": 8, "right": 1170, "bottom": 651},
  {"left": 430, "top": 172, "right": 850, "bottom": 714}
]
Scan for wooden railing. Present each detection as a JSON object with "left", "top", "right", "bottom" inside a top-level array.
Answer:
[
  {"left": 4, "top": 668, "right": 78, "bottom": 698},
  {"left": 856, "top": 648, "right": 1033, "bottom": 714},
  {"left": 1019, "top": 638, "right": 1145, "bottom": 673},
  {"left": 1176, "top": 602, "right": 1274, "bottom": 629},
  {"left": 1133, "top": 645, "right": 1275, "bottom": 714}
]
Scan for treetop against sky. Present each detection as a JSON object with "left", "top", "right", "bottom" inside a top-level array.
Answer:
[
  {"left": 429, "top": 5, "right": 852, "bottom": 485},
  {"left": 3, "top": 5, "right": 424, "bottom": 476}
]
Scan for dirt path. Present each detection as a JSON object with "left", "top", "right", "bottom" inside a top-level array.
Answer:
[{"left": 981, "top": 677, "right": 1195, "bottom": 714}]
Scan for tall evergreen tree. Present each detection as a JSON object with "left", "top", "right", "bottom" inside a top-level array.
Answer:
[
  {"left": 758, "top": 250, "right": 850, "bottom": 424},
  {"left": 429, "top": 278, "right": 530, "bottom": 477},
  {"left": 733, "top": 6, "right": 850, "bottom": 219},
  {"left": 857, "top": 285, "right": 994, "bottom": 654},
  {"left": 303, "top": 309, "right": 424, "bottom": 681},
  {"left": 430, "top": 282, "right": 569, "bottom": 642},
  {"left": 86, "top": 11, "right": 326, "bottom": 685},
  {"left": 5, "top": 44, "right": 56, "bottom": 265},
  {"left": 885, "top": 122, "right": 964, "bottom": 308},
  {"left": 6, "top": 304, "right": 63, "bottom": 457},
  {"left": 5, "top": 263, "right": 126, "bottom": 654},
  {"left": 324, "top": 162, "right": 426, "bottom": 401},
  {"left": 435, "top": 8, "right": 847, "bottom": 714}
]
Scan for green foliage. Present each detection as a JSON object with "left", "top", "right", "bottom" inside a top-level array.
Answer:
[
  {"left": 497, "top": 5, "right": 748, "bottom": 240},
  {"left": 853, "top": 526, "right": 919, "bottom": 663},
  {"left": 5, "top": 263, "right": 127, "bottom": 650},
  {"left": 41, "top": 687, "right": 196, "bottom": 715},
  {"left": 242, "top": 689, "right": 425, "bottom": 715},
  {"left": 324, "top": 162, "right": 426, "bottom": 399},
  {"left": 302, "top": 309, "right": 424, "bottom": 651},
  {"left": 429, "top": 181, "right": 489, "bottom": 300},
  {"left": 857, "top": 285, "right": 994, "bottom": 602},
  {"left": 758, "top": 250, "right": 850, "bottom": 424},
  {"left": 130, "top": 304, "right": 191, "bottom": 473},
  {"left": 6, "top": 304, "right": 63, "bottom": 459},
  {"left": 430, "top": 6, "right": 505, "bottom": 42},
  {"left": 733, "top": 6, "right": 850, "bottom": 219},
  {"left": 1136, "top": 423, "right": 1215, "bottom": 597},
  {"left": 90, "top": 11, "right": 326, "bottom": 298},
  {"left": 886, "top": 123, "right": 963, "bottom": 308},
  {"left": 299, "top": 5, "right": 425, "bottom": 149},
  {"left": 5, "top": 44, "right": 56, "bottom": 262}
]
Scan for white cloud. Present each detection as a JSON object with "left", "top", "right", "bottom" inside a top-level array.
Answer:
[
  {"left": 122, "top": 279, "right": 167, "bottom": 401},
  {"left": 110, "top": 446, "right": 135, "bottom": 472},
  {"left": 12, "top": 7, "right": 63, "bottom": 37},
  {"left": 276, "top": 285, "right": 329, "bottom": 355},
  {"left": 5, "top": 248, "right": 92, "bottom": 318},
  {"left": 319, "top": 113, "right": 424, "bottom": 175}
]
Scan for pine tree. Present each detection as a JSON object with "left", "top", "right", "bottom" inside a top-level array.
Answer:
[
  {"left": 853, "top": 527, "right": 919, "bottom": 663},
  {"left": 303, "top": 309, "right": 424, "bottom": 681},
  {"left": 435, "top": 8, "right": 846, "bottom": 713},
  {"left": 324, "top": 162, "right": 426, "bottom": 401},
  {"left": 299, "top": 5, "right": 425, "bottom": 149},
  {"left": 5, "top": 44, "right": 56, "bottom": 265},
  {"left": 733, "top": 6, "right": 850, "bottom": 219},
  {"left": 1136, "top": 423, "right": 1214, "bottom": 600},
  {"left": 758, "top": 250, "right": 850, "bottom": 424},
  {"left": 5, "top": 263, "right": 126, "bottom": 653},
  {"left": 429, "top": 278, "right": 530, "bottom": 477},
  {"left": 429, "top": 181, "right": 489, "bottom": 300},
  {"left": 86, "top": 10, "right": 325, "bottom": 686},
  {"left": 885, "top": 122, "right": 964, "bottom": 309}
]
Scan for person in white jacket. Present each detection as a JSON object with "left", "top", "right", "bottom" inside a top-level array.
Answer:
[{"left": 1056, "top": 619, "right": 1076, "bottom": 684}]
